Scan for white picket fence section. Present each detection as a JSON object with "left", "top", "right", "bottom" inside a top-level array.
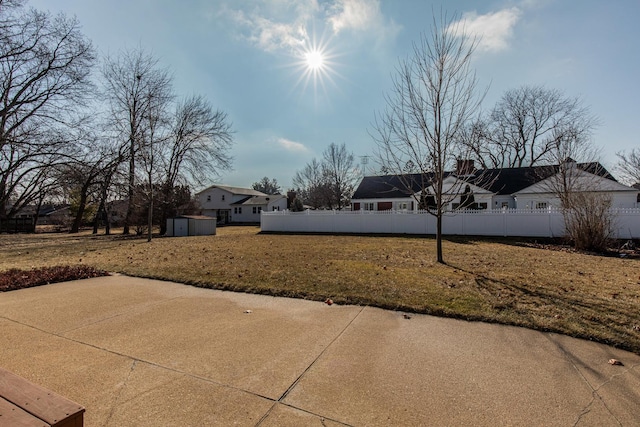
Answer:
[{"left": 261, "top": 208, "right": 640, "bottom": 239}]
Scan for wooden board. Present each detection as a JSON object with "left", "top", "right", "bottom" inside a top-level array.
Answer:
[
  {"left": 0, "top": 396, "right": 48, "bottom": 427},
  {"left": 0, "top": 368, "right": 84, "bottom": 427}
]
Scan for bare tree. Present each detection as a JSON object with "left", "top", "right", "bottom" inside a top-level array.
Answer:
[
  {"left": 252, "top": 176, "right": 281, "bottom": 195},
  {"left": 538, "top": 130, "right": 614, "bottom": 251},
  {"left": 292, "top": 158, "right": 331, "bottom": 209},
  {"left": 322, "top": 142, "right": 359, "bottom": 210},
  {"left": 615, "top": 149, "right": 640, "bottom": 186},
  {"left": 164, "top": 95, "right": 232, "bottom": 186},
  {"left": 537, "top": 122, "right": 600, "bottom": 203},
  {"left": 139, "top": 92, "right": 171, "bottom": 241},
  {"left": 464, "top": 86, "right": 598, "bottom": 168},
  {"left": 0, "top": 1, "right": 95, "bottom": 219},
  {"left": 102, "top": 47, "right": 173, "bottom": 234},
  {"left": 372, "top": 14, "right": 483, "bottom": 263},
  {"left": 292, "top": 144, "right": 358, "bottom": 210},
  {"left": 91, "top": 153, "right": 122, "bottom": 235},
  {"left": 157, "top": 95, "right": 233, "bottom": 234},
  {"left": 59, "top": 136, "right": 123, "bottom": 233}
]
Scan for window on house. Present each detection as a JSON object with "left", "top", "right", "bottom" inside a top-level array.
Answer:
[
  {"left": 501, "top": 202, "right": 509, "bottom": 209},
  {"left": 364, "top": 202, "right": 375, "bottom": 211},
  {"left": 221, "top": 195, "right": 225, "bottom": 201},
  {"left": 478, "top": 203, "right": 488, "bottom": 210},
  {"left": 207, "top": 195, "right": 211, "bottom": 202},
  {"left": 258, "top": 207, "right": 262, "bottom": 213},
  {"left": 252, "top": 207, "right": 257, "bottom": 214},
  {"left": 272, "top": 206, "right": 279, "bottom": 211},
  {"left": 233, "top": 207, "right": 237, "bottom": 214},
  {"left": 535, "top": 202, "right": 547, "bottom": 209},
  {"left": 238, "top": 207, "right": 242, "bottom": 214},
  {"left": 397, "top": 202, "right": 408, "bottom": 210}
]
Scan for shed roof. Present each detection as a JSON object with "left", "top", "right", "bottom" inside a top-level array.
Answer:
[{"left": 174, "top": 215, "right": 216, "bottom": 220}]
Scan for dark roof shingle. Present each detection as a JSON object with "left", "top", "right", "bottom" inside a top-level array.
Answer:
[{"left": 352, "top": 162, "right": 616, "bottom": 199}]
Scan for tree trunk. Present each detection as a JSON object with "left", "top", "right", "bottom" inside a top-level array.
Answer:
[
  {"left": 105, "top": 207, "right": 111, "bottom": 235},
  {"left": 0, "top": 180, "right": 7, "bottom": 220},
  {"left": 92, "top": 198, "right": 105, "bottom": 234},
  {"left": 158, "top": 184, "right": 172, "bottom": 235},
  {"left": 70, "top": 186, "right": 89, "bottom": 233},
  {"left": 436, "top": 211, "right": 444, "bottom": 264},
  {"left": 159, "top": 203, "right": 169, "bottom": 235},
  {"left": 123, "top": 141, "right": 135, "bottom": 235},
  {"left": 32, "top": 194, "right": 44, "bottom": 231},
  {"left": 147, "top": 186, "right": 153, "bottom": 242}
]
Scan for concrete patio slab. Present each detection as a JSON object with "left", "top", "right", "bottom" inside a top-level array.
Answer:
[
  {"left": 0, "top": 276, "right": 205, "bottom": 333},
  {"left": 282, "top": 307, "right": 614, "bottom": 426},
  {"left": 102, "top": 362, "right": 274, "bottom": 427},
  {"left": 258, "top": 403, "right": 346, "bottom": 426},
  {"left": 63, "top": 284, "right": 363, "bottom": 400},
  {"left": 0, "top": 276, "right": 638, "bottom": 426},
  {"left": 546, "top": 334, "right": 640, "bottom": 425}
]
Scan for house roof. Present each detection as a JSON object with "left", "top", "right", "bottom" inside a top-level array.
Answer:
[
  {"left": 196, "top": 185, "right": 266, "bottom": 197},
  {"left": 352, "top": 162, "right": 618, "bottom": 199},
  {"left": 11, "top": 204, "right": 69, "bottom": 217},
  {"left": 352, "top": 174, "right": 434, "bottom": 199},
  {"left": 231, "top": 195, "right": 286, "bottom": 206}
]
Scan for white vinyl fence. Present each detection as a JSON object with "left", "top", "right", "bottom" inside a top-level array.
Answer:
[{"left": 261, "top": 208, "right": 640, "bottom": 239}]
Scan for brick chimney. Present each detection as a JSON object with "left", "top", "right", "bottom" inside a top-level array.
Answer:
[
  {"left": 456, "top": 159, "right": 475, "bottom": 175},
  {"left": 287, "top": 191, "right": 297, "bottom": 209}
]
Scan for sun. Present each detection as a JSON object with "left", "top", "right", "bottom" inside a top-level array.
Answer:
[
  {"left": 305, "top": 49, "right": 324, "bottom": 71},
  {"left": 286, "top": 31, "right": 342, "bottom": 101}
]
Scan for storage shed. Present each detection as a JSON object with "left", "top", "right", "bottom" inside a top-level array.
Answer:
[{"left": 166, "top": 215, "right": 216, "bottom": 237}]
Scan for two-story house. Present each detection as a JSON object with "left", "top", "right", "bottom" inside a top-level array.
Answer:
[{"left": 196, "top": 185, "right": 287, "bottom": 224}]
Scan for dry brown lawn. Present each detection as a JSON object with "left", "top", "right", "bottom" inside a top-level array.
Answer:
[{"left": 1, "top": 226, "right": 639, "bottom": 353}]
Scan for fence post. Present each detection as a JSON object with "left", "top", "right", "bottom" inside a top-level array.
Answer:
[{"left": 503, "top": 209, "right": 507, "bottom": 237}]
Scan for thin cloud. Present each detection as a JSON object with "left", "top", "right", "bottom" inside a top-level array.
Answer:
[
  {"left": 228, "top": 9, "right": 308, "bottom": 52},
  {"left": 451, "top": 7, "right": 521, "bottom": 53},
  {"left": 327, "top": 0, "right": 399, "bottom": 37},
  {"left": 276, "top": 137, "right": 309, "bottom": 152},
  {"left": 225, "top": 0, "right": 399, "bottom": 53}
]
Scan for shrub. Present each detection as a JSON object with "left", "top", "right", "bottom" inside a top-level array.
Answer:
[
  {"left": 290, "top": 197, "right": 304, "bottom": 212},
  {"left": 563, "top": 193, "right": 614, "bottom": 252}
]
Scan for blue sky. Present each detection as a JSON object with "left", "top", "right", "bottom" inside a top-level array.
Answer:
[{"left": 30, "top": 0, "right": 640, "bottom": 189}]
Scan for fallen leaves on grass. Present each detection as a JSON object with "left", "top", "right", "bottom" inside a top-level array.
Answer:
[{"left": 0, "top": 266, "right": 109, "bottom": 292}]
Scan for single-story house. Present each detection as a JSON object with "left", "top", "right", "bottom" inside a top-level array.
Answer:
[
  {"left": 10, "top": 204, "right": 71, "bottom": 226},
  {"left": 196, "top": 185, "right": 288, "bottom": 224},
  {"left": 351, "top": 160, "right": 639, "bottom": 211}
]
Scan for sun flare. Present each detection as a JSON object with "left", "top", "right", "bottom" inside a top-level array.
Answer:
[
  {"left": 305, "top": 50, "right": 324, "bottom": 71},
  {"left": 288, "top": 34, "right": 342, "bottom": 100}
]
